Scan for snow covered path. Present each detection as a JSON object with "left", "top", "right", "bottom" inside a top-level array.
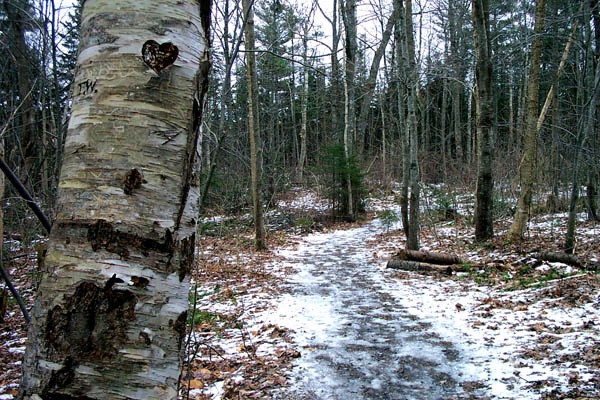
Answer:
[{"left": 266, "top": 219, "right": 473, "bottom": 399}]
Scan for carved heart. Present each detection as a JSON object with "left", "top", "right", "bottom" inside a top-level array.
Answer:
[{"left": 142, "top": 40, "right": 179, "bottom": 74}]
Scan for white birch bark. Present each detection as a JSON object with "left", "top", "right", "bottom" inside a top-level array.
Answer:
[{"left": 20, "top": 1, "right": 211, "bottom": 398}]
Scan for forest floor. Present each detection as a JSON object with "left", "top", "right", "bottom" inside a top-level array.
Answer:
[
  {"left": 0, "top": 185, "right": 599, "bottom": 400},
  {"left": 181, "top": 185, "right": 600, "bottom": 400}
]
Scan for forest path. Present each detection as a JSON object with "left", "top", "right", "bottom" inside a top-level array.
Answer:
[{"left": 267, "top": 219, "right": 472, "bottom": 400}]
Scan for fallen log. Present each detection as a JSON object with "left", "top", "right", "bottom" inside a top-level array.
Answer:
[
  {"left": 535, "top": 252, "right": 585, "bottom": 269},
  {"left": 386, "top": 259, "right": 466, "bottom": 274},
  {"left": 392, "top": 249, "right": 464, "bottom": 265}
]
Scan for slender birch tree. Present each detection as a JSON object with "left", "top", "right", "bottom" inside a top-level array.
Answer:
[{"left": 20, "top": 1, "right": 212, "bottom": 398}]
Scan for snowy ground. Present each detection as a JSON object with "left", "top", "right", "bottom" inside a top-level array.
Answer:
[
  {"left": 180, "top": 187, "right": 600, "bottom": 400},
  {"left": 1, "top": 186, "right": 599, "bottom": 400}
]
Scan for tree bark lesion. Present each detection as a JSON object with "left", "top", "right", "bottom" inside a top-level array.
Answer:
[
  {"left": 45, "top": 277, "right": 136, "bottom": 360},
  {"left": 86, "top": 220, "right": 175, "bottom": 260},
  {"left": 39, "top": 277, "right": 138, "bottom": 397}
]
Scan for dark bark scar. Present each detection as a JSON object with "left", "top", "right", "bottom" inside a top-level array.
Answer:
[{"left": 122, "top": 168, "right": 144, "bottom": 195}]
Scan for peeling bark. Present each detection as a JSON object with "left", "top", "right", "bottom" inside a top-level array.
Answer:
[{"left": 20, "top": 1, "right": 211, "bottom": 399}]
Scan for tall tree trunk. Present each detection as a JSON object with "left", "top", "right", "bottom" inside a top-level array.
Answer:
[
  {"left": 551, "top": 86, "right": 560, "bottom": 202},
  {"left": 341, "top": 0, "right": 357, "bottom": 219},
  {"left": 19, "top": 1, "right": 211, "bottom": 398},
  {"left": 565, "top": 5, "right": 600, "bottom": 253},
  {"left": 466, "top": 84, "right": 473, "bottom": 166},
  {"left": 516, "top": 57, "right": 529, "bottom": 148},
  {"left": 243, "top": 0, "right": 265, "bottom": 250},
  {"left": 472, "top": 0, "right": 495, "bottom": 241},
  {"left": 440, "top": 76, "right": 448, "bottom": 178},
  {"left": 297, "top": 32, "right": 309, "bottom": 181},
  {"left": 394, "top": 0, "right": 420, "bottom": 249},
  {"left": 317, "top": 0, "right": 341, "bottom": 141},
  {"left": 588, "top": 170, "right": 599, "bottom": 220},
  {"left": 355, "top": 5, "right": 398, "bottom": 151},
  {"left": 565, "top": 67, "right": 599, "bottom": 252},
  {"left": 4, "top": 0, "right": 37, "bottom": 185},
  {"left": 449, "top": 0, "right": 463, "bottom": 164},
  {"left": 453, "top": 81, "right": 462, "bottom": 163},
  {"left": 405, "top": 0, "right": 420, "bottom": 251},
  {"left": 200, "top": 0, "right": 243, "bottom": 210},
  {"left": 395, "top": 19, "right": 410, "bottom": 238},
  {"left": 508, "top": 0, "right": 546, "bottom": 242},
  {"left": 380, "top": 92, "right": 387, "bottom": 186},
  {"left": 509, "top": 70, "right": 515, "bottom": 147}
]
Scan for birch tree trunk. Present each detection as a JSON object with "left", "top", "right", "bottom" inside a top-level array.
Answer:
[
  {"left": 20, "top": 1, "right": 211, "bottom": 399},
  {"left": 243, "top": 0, "right": 265, "bottom": 250},
  {"left": 508, "top": 0, "right": 546, "bottom": 242},
  {"left": 472, "top": 0, "right": 495, "bottom": 241}
]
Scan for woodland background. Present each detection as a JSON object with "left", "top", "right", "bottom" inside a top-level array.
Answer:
[
  {"left": 1, "top": 0, "right": 600, "bottom": 398},
  {"left": 0, "top": 0, "right": 598, "bottom": 251}
]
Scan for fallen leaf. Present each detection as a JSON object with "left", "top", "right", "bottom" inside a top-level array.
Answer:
[{"left": 189, "top": 379, "right": 204, "bottom": 389}]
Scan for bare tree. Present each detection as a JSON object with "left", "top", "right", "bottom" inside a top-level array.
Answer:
[
  {"left": 243, "top": 0, "right": 266, "bottom": 250},
  {"left": 508, "top": 0, "right": 546, "bottom": 242},
  {"left": 472, "top": 0, "right": 494, "bottom": 241},
  {"left": 341, "top": 0, "right": 357, "bottom": 219}
]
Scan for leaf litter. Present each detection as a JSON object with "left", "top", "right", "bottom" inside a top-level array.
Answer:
[
  {"left": 0, "top": 186, "right": 598, "bottom": 400},
  {"left": 182, "top": 186, "right": 599, "bottom": 400}
]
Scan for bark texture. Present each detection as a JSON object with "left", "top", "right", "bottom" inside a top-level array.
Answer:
[
  {"left": 472, "top": 0, "right": 494, "bottom": 241},
  {"left": 392, "top": 249, "right": 464, "bottom": 265},
  {"left": 20, "top": 1, "right": 211, "bottom": 399},
  {"left": 341, "top": 0, "right": 357, "bottom": 219},
  {"left": 405, "top": 0, "right": 420, "bottom": 250}
]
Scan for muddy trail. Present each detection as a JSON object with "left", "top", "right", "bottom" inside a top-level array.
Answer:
[{"left": 268, "top": 219, "right": 477, "bottom": 400}]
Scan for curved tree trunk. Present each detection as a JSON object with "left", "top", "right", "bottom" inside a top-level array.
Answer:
[
  {"left": 508, "top": 0, "right": 546, "bottom": 242},
  {"left": 20, "top": 1, "right": 211, "bottom": 399},
  {"left": 355, "top": 5, "right": 398, "bottom": 151}
]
